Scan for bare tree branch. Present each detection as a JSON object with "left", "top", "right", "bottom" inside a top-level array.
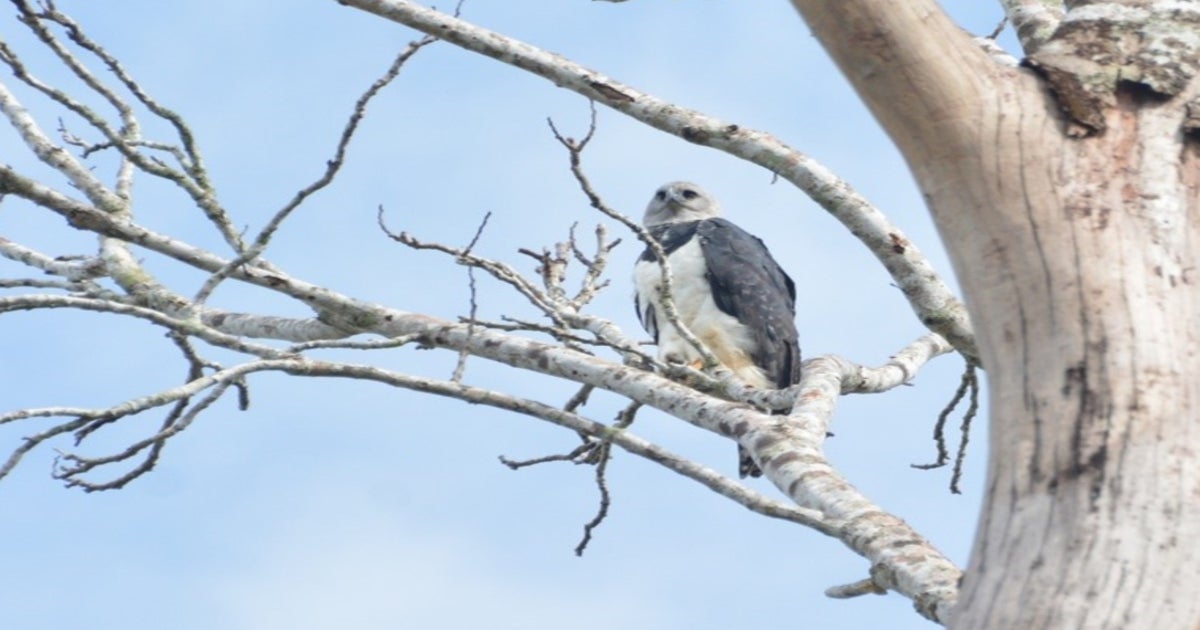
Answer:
[
  {"left": 548, "top": 108, "right": 722, "bottom": 370},
  {"left": 381, "top": 205, "right": 653, "bottom": 364},
  {"left": 335, "top": 0, "right": 979, "bottom": 364},
  {"left": 749, "top": 350, "right": 962, "bottom": 622},
  {"left": 276, "top": 360, "right": 836, "bottom": 535},
  {"left": 0, "top": 237, "right": 104, "bottom": 280},
  {"left": 0, "top": 3, "right": 969, "bottom": 621},
  {"left": 193, "top": 34, "right": 438, "bottom": 304},
  {"left": 0, "top": 294, "right": 288, "bottom": 358},
  {"left": 3, "top": 1, "right": 242, "bottom": 249},
  {"left": 0, "top": 65, "right": 125, "bottom": 212}
]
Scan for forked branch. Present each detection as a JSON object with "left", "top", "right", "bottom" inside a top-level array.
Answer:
[
  {"left": 1, "top": 2, "right": 966, "bottom": 622},
  {"left": 336, "top": 0, "right": 979, "bottom": 364}
]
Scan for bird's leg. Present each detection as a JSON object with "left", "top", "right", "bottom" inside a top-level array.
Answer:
[{"left": 661, "top": 350, "right": 698, "bottom": 369}]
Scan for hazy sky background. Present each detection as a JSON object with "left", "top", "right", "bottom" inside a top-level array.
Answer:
[{"left": 1, "top": 2, "right": 1013, "bottom": 628}]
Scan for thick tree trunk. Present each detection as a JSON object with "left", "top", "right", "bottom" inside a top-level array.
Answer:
[
  {"left": 791, "top": 0, "right": 1200, "bottom": 627},
  {"left": 947, "top": 80, "right": 1200, "bottom": 630}
]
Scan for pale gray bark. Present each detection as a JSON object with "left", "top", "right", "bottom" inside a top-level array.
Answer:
[
  {"left": 335, "top": 0, "right": 978, "bottom": 363},
  {"left": 999, "top": 0, "right": 1063, "bottom": 53},
  {"left": 0, "top": 2, "right": 969, "bottom": 620},
  {"left": 789, "top": 0, "right": 1200, "bottom": 627},
  {"left": 27, "top": 0, "right": 1194, "bottom": 625}
]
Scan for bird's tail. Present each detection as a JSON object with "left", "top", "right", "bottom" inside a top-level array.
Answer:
[{"left": 738, "top": 445, "right": 762, "bottom": 478}]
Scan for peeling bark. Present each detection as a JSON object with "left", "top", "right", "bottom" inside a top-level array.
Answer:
[{"left": 1029, "top": 1, "right": 1200, "bottom": 133}]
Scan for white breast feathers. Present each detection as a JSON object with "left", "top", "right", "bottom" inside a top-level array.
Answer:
[{"left": 633, "top": 238, "right": 769, "bottom": 388}]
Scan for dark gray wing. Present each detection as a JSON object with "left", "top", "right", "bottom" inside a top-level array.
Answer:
[{"left": 696, "top": 218, "right": 801, "bottom": 388}]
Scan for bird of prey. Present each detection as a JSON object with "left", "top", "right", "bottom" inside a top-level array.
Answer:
[{"left": 633, "top": 181, "right": 801, "bottom": 478}]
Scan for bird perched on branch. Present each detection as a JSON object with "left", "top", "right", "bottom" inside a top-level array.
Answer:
[{"left": 633, "top": 181, "right": 801, "bottom": 478}]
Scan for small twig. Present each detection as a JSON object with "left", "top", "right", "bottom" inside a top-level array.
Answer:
[
  {"left": 453, "top": 211, "right": 492, "bottom": 382},
  {"left": 193, "top": 34, "right": 437, "bottom": 304},
  {"left": 548, "top": 103, "right": 719, "bottom": 369},
  {"left": 468, "top": 313, "right": 653, "bottom": 366},
  {"left": 575, "top": 442, "right": 612, "bottom": 556},
  {"left": 6, "top": 4, "right": 241, "bottom": 247},
  {"left": 518, "top": 241, "right": 571, "bottom": 303},
  {"left": 381, "top": 212, "right": 559, "bottom": 320},
  {"left": 567, "top": 223, "right": 591, "bottom": 266},
  {"left": 57, "top": 379, "right": 236, "bottom": 491},
  {"left": 61, "top": 128, "right": 188, "bottom": 164},
  {"left": 988, "top": 16, "right": 1009, "bottom": 40},
  {"left": 950, "top": 365, "right": 980, "bottom": 494},
  {"left": 574, "top": 400, "right": 639, "bottom": 555},
  {"left": 0, "top": 278, "right": 81, "bottom": 290},
  {"left": 235, "top": 380, "right": 250, "bottom": 411},
  {"left": 496, "top": 399, "right": 638, "bottom": 556},
  {"left": 381, "top": 212, "right": 582, "bottom": 338},
  {"left": 0, "top": 36, "right": 126, "bottom": 212},
  {"left": 0, "top": 294, "right": 287, "bottom": 360},
  {"left": 614, "top": 400, "right": 640, "bottom": 429},
  {"left": 570, "top": 224, "right": 619, "bottom": 309},
  {"left": 0, "top": 416, "right": 89, "bottom": 481},
  {"left": 71, "top": 330, "right": 207, "bottom": 459},
  {"left": 169, "top": 330, "right": 219, "bottom": 375},
  {"left": 0, "top": 236, "right": 105, "bottom": 281},
  {"left": 341, "top": 0, "right": 978, "bottom": 365},
  {"left": 34, "top": 3, "right": 209, "bottom": 180},
  {"left": 564, "top": 384, "right": 594, "bottom": 413},
  {"left": 0, "top": 357, "right": 306, "bottom": 485},
  {"left": 464, "top": 316, "right": 599, "bottom": 353},
  {"left": 912, "top": 362, "right": 970, "bottom": 470},
  {"left": 288, "top": 334, "right": 418, "bottom": 353},
  {"left": 498, "top": 441, "right": 598, "bottom": 470},
  {"left": 826, "top": 576, "right": 888, "bottom": 599},
  {"left": 911, "top": 360, "right": 979, "bottom": 493},
  {"left": 378, "top": 200, "right": 642, "bottom": 363}
]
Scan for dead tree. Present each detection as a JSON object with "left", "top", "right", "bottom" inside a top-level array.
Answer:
[{"left": 5, "top": 1, "right": 1194, "bottom": 627}]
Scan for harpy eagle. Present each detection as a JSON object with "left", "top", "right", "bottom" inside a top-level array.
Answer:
[{"left": 634, "top": 181, "right": 801, "bottom": 478}]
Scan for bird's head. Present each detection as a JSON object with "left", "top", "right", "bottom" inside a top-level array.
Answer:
[{"left": 642, "top": 181, "right": 723, "bottom": 226}]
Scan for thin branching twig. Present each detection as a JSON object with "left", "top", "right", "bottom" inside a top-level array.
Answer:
[
  {"left": 912, "top": 360, "right": 979, "bottom": 493},
  {"left": 193, "top": 34, "right": 438, "bottom": 304},
  {"left": 453, "top": 211, "right": 492, "bottom": 382},
  {"left": 547, "top": 104, "right": 720, "bottom": 369}
]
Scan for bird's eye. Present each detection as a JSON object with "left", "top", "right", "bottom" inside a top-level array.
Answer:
[
  {"left": 655, "top": 190, "right": 667, "bottom": 200},
  {"left": 681, "top": 189, "right": 698, "bottom": 200}
]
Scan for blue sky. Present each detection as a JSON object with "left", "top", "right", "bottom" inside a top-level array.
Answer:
[{"left": 1, "top": 2, "right": 1010, "bottom": 628}]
